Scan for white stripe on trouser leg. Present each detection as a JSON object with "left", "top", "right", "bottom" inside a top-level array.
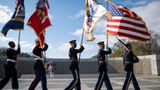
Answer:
[
  {"left": 69, "top": 69, "right": 78, "bottom": 90},
  {"left": 125, "top": 72, "right": 132, "bottom": 90},
  {"left": 97, "top": 72, "right": 104, "bottom": 90}
]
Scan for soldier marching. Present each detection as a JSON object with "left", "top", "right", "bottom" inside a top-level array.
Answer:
[
  {"left": 122, "top": 42, "right": 140, "bottom": 90},
  {"left": 28, "top": 39, "right": 49, "bottom": 90},
  {"left": 0, "top": 41, "right": 20, "bottom": 89},
  {"left": 65, "top": 40, "right": 84, "bottom": 90},
  {"left": 94, "top": 41, "right": 113, "bottom": 90}
]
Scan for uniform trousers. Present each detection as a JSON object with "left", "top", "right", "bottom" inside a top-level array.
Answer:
[
  {"left": 0, "top": 61, "right": 18, "bottom": 89},
  {"left": 122, "top": 71, "right": 140, "bottom": 90},
  {"left": 28, "top": 60, "right": 47, "bottom": 90},
  {"left": 95, "top": 70, "right": 113, "bottom": 90},
  {"left": 65, "top": 68, "right": 81, "bottom": 90}
]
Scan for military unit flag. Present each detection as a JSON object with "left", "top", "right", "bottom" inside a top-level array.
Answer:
[
  {"left": 27, "top": 0, "right": 51, "bottom": 48},
  {"left": 84, "top": 0, "right": 107, "bottom": 41},
  {"left": 1, "top": 0, "right": 25, "bottom": 36}
]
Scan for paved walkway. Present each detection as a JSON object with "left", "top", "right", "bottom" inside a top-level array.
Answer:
[{"left": 1, "top": 74, "right": 160, "bottom": 90}]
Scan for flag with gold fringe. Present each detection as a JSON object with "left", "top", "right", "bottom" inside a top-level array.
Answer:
[
  {"left": 1, "top": 0, "right": 25, "bottom": 36},
  {"left": 27, "top": 0, "right": 51, "bottom": 48},
  {"left": 83, "top": 0, "right": 107, "bottom": 41}
]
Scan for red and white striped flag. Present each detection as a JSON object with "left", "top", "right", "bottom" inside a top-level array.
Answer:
[{"left": 106, "top": 2, "right": 150, "bottom": 41}]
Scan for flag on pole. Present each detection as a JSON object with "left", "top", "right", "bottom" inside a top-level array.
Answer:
[
  {"left": 1, "top": 0, "right": 25, "bottom": 36},
  {"left": 37, "top": 0, "right": 50, "bottom": 9},
  {"left": 27, "top": 0, "right": 51, "bottom": 47},
  {"left": 38, "top": 31, "right": 45, "bottom": 48},
  {"left": 28, "top": 7, "right": 51, "bottom": 34},
  {"left": 106, "top": 1, "right": 150, "bottom": 41},
  {"left": 84, "top": 0, "right": 107, "bottom": 41}
]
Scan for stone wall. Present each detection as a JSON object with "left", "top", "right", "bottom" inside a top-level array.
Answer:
[{"left": 0, "top": 54, "right": 160, "bottom": 78}]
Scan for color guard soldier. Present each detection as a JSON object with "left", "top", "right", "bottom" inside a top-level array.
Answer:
[
  {"left": 28, "top": 39, "right": 48, "bottom": 90},
  {"left": 65, "top": 40, "right": 84, "bottom": 90},
  {"left": 0, "top": 41, "right": 20, "bottom": 89},
  {"left": 95, "top": 41, "right": 113, "bottom": 90},
  {"left": 122, "top": 43, "right": 140, "bottom": 90}
]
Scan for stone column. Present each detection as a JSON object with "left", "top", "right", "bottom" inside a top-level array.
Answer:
[{"left": 150, "top": 55, "right": 158, "bottom": 75}]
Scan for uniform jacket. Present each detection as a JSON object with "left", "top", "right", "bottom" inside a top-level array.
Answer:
[
  {"left": 123, "top": 50, "right": 139, "bottom": 71},
  {"left": 97, "top": 48, "right": 112, "bottom": 72},
  {"left": 7, "top": 47, "right": 20, "bottom": 61},
  {"left": 69, "top": 46, "right": 84, "bottom": 70},
  {"left": 33, "top": 43, "right": 48, "bottom": 58}
]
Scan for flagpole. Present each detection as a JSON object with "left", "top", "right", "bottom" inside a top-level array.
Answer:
[
  {"left": 16, "top": 30, "right": 21, "bottom": 77},
  {"left": 78, "top": 29, "right": 85, "bottom": 62},
  {"left": 18, "top": 30, "right": 21, "bottom": 45},
  {"left": 106, "top": 0, "right": 109, "bottom": 70},
  {"left": 44, "top": 32, "right": 47, "bottom": 63},
  {"left": 44, "top": 51, "right": 47, "bottom": 63},
  {"left": 106, "top": 32, "right": 109, "bottom": 69},
  {"left": 17, "top": 30, "right": 21, "bottom": 62}
]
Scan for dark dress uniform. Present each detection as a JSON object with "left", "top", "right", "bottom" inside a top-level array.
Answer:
[
  {"left": 122, "top": 50, "right": 140, "bottom": 90},
  {"left": 65, "top": 45, "right": 84, "bottom": 90},
  {"left": 28, "top": 44, "right": 48, "bottom": 90},
  {"left": 0, "top": 46, "right": 20, "bottom": 89},
  {"left": 95, "top": 47, "right": 113, "bottom": 90}
]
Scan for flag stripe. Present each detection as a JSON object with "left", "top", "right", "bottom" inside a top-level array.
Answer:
[
  {"left": 107, "top": 28, "right": 150, "bottom": 39},
  {"left": 108, "top": 30, "right": 150, "bottom": 41},
  {"left": 121, "top": 15, "right": 143, "bottom": 22},
  {"left": 107, "top": 25, "right": 149, "bottom": 35},
  {"left": 108, "top": 16, "right": 146, "bottom": 27},
  {"left": 107, "top": 18, "right": 146, "bottom": 28},
  {"left": 107, "top": 22, "right": 146, "bottom": 32}
]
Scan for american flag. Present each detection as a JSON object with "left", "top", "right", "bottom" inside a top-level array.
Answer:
[{"left": 106, "top": 2, "right": 150, "bottom": 41}]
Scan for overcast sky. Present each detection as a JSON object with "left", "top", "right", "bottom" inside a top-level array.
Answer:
[{"left": 0, "top": 0, "right": 160, "bottom": 58}]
